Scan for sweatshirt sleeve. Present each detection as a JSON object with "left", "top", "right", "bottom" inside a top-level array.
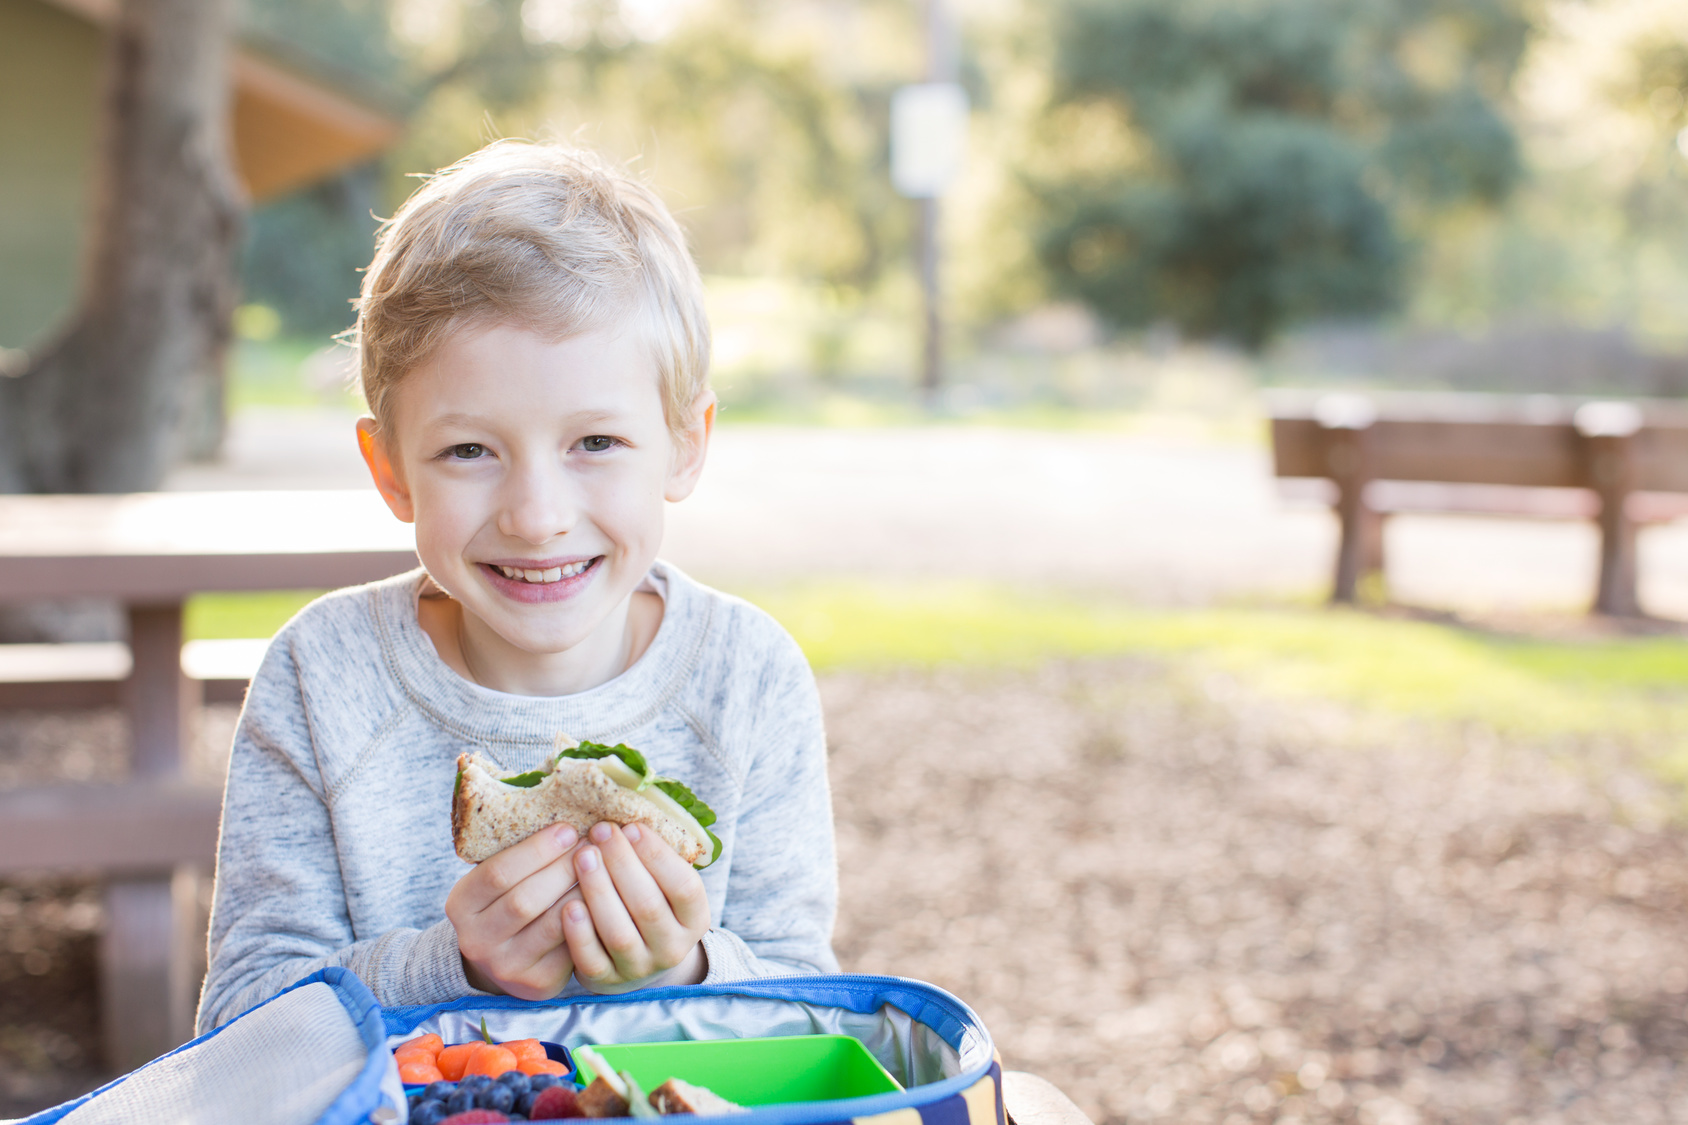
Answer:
[
  {"left": 195, "top": 635, "right": 483, "bottom": 1034},
  {"left": 701, "top": 626, "right": 840, "bottom": 982}
]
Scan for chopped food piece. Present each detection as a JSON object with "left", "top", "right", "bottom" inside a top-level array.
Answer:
[
  {"left": 528, "top": 1085, "right": 581, "bottom": 1121},
  {"left": 437, "top": 1043, "right": 479, "bottom": 1081},
  {"left": 519, "top": 1058, "right": 570, "bottom": 1077},
  {"left": 649, "top": 1077, "right": 749, "bottom": 1116},
  {"left": 577, "top": 1075, "right": 631, "bottom": 1118},
  {"left": 503, "top": 1038, "right": 549, "bottom": 1064},
  {"left": 465, "top": 1043, "right": 521, "bottom": 1077},
  {"left": 399, "top": 1033, "right": 446, "bottom": 1057},
  {"left": 439, "top": 1112, "right": 510, "bottom": 1125},
  {"left": 620, "top": 1072, "right": 660, "bottom": 1120},
  {"left": 399, "top": 1060, "right": 447, "bottom": 1085}
]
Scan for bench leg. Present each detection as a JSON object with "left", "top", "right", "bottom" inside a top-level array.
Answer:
[
  {"left": 105, "top": 602, "right": 201, "bottom": 1070},
  {"left": 1323, "top": 422, "right": 1377, "bottom": 605},
  {"left": 101, "top": 867, "right": 200, "bottom": 1071},
  {"left": 1585, "top": 434, "right": 1640, "bottom": 616}
]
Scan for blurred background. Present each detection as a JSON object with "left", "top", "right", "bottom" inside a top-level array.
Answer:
[{"left": 7, "top": 0, "right": 1688, "bottom": 1122}]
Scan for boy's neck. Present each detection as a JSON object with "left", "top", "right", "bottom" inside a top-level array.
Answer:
[{"left": 416, "top": 585, "right": 664, "bottom": 696}]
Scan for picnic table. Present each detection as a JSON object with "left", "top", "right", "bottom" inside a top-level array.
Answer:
[
  {"left": 1269, "top": 391, "right": 1688, "bottom": 613},
  {"left": 0, "top": 490, "right": 418, "bottom": 1071}
]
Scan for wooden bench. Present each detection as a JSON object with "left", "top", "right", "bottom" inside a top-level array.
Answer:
[
  {"left": 0, "top": 490, "right": 417, "bottom": 1071},
  {"left": 1268, "top": 391, "right": 1688, "bottom": 614}
]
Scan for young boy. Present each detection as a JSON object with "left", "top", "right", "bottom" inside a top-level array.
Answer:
[{"left": 196, "top": 142, "right": 838, "bottom": 1033}]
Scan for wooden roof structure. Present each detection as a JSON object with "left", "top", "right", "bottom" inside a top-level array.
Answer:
[{"left": 41, "top": 0, "right": 403, "bottom": 202}]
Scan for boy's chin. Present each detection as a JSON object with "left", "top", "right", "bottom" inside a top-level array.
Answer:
[{"left": 472, "top": 605, "right": 616, "bottom": 657}]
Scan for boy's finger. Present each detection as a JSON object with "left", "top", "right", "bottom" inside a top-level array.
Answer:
[
  {"left": 573, "top": 834, "right": 649, "bottom": 976},
  {"left": 507, "top": 884, "right": 583, "bottom": 965},
  {"left": 562, "top": 896, "right": 618, "bottom": 984},
  {"left": 464, "top": 823, "right": 579, "bottom": 914},
  {"left": 500, "top": 929, "right": 577, "bottom": 1002},
  {"left": 485, "top": 852, "right": 580, "bottom": 936},
  {"left": 605, "top": 825, "right": 703, "bottom": 963},
  {"left": 623, "top": 822, "right": 711, "bottom": 934}
]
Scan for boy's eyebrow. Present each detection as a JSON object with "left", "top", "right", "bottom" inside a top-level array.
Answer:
[{"left": 423, "top": 408, "right": 627, "bottom": 431}]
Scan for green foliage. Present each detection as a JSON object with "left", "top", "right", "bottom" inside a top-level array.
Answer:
[
  {"left": 241, "top": 167, "right": 383, "bottom": 338},
  {"left": 1030, "top": 0, "right": 1532, "bottom": 348}
]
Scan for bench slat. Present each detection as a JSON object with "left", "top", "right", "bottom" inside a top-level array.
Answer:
[{"left": 0, "top": 781, "right": 223, "bottom": 875}]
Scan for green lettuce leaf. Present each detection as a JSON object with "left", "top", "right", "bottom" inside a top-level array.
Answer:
[
  {"left": 558, "top": 741, "right": 650, "bottom": 780},
  {"left": 499, "top": 770, "right": 547, "bottom": 788},
  {"left": 652, "top": 779, "right": 717, "bottom": 828},
  {"left": 561, "top": 741, "right": 724, "bottom": 867}
]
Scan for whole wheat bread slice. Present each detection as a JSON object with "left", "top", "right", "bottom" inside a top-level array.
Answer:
[{"left": 452, "top": 752, "right": 707, "bottom": 864}]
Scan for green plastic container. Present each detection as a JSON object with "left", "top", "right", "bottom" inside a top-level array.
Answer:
[{"left": 574, "top": 1034, "right": 904, "bottom": 1107}]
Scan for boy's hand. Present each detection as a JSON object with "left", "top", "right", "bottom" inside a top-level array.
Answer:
[
  {"left": 446, "top": 823, "right": 583, "bottom": 1000},
  {"left": 562, "top": 821, "right": 710, "bottom": 992}
]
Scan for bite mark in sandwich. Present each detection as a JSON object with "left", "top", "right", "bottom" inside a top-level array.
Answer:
[{"left": 452, "top": 734, "right": 722, "bottom": 867}]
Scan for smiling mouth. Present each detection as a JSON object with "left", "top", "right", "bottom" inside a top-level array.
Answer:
[{"left": 489, "top": 558, "right": 597, "bottom": 584}]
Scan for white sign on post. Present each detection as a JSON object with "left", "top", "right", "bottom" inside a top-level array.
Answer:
[{"left": 890, "top": 82, "right": 969, "bottom": 199}]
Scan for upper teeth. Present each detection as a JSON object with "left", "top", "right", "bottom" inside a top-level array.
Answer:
[{"left": 495, "top": 561, "right": 589, "bottom": 583}]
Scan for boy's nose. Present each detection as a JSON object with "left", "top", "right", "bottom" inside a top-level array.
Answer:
[{"left": 497, "top": 468, "right": 577, "bottom": 544}]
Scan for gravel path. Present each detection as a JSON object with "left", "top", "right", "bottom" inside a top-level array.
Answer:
[
  {"left": 826, "top": 662, "right": 1688, "bottom": 1125},
  {"left": 5, "top": 661, "right": 1688, "bottom": 1123}
]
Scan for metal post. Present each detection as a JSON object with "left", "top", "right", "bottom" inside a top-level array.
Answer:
[
  {"left": 918, "top": 197, "right": 941, "bottom": 405},
  {"left": 919, "top": 0, "right": 956, "bottom": 408}
]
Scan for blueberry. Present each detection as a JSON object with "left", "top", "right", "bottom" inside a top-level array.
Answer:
[
  {"left": 478, "top": 1083, "right": 516, "bottom": 1113},
  {"left": 446, "top": 1087, "right": 477, "bottom": 1114},
  {"left": 408, "top": 1091, "right": 423, "bottom": 1108},
  {"left": 499, "top": 1072, "right": 531, "bottom": 1096},
  {"left": 528, "top": 1073, "right": 559, "bottom": 1091},
  {"left": 461, "top": 1073, "right": 493, "bottom": 1092},
  {"left": 514, "top": 1092, "right": 536, "bottom": 1117},
  {"left": 423, "top": 1081, "right": 456, "bottom": 1102},
  {"left": 411, "top": 1100, "right": 449, "bottom": 1125}
]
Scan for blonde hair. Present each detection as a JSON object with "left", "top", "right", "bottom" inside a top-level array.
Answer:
[{"left": 353, "top": 141, "right": 710, "bottom": 438}]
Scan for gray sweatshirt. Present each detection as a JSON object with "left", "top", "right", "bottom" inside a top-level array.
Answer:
[{"left": 197, "top": 562, "right": 839, "bottom": 1034}]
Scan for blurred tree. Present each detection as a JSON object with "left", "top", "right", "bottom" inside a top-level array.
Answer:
[
  {"left": 1028, "top": 0, "right": 1532, "bottom": 349},
  {"left": 0, "top": 0, "right": 243, "bottom": 491}
]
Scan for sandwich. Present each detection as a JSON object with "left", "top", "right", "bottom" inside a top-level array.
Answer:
[
  {"left": 571, "top": 1047, "right": 747, "bottom": 1118},
  {"left": 453, "top": 735, "right": 722, "bottom": 867},
  {"left": 648, "top": 1077, "right": 749, "bottom": 1116}
]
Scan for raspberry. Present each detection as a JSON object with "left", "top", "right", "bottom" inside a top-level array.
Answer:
[
  {"left": 438, "top": 1112, "right": 510, "bottom": 1124},
  {"left": 528, "top": 1085, "right": 581, "bottom": 1121}
]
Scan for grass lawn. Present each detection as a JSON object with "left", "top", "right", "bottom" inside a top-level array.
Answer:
[{"left": 186, "top": 582, "right": 1688, "bottom": 780}]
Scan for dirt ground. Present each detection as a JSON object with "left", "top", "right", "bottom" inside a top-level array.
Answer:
[{"left": 6, "top": 660, "right": 1688, "bottom": 1123}]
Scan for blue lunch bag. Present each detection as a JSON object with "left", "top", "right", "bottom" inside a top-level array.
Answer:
[{"left": 18, "top": 968, "right": 1004, "bottom": 1125}]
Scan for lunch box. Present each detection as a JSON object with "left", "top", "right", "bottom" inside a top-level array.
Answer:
[
  {"left": 20, "top": 967, "right": 1003, "bottom": 1125},
  {"left": 573, "top": 1033, "right": 905, "bottom": 1105}
]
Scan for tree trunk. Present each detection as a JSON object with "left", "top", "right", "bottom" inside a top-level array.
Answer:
[{"left": 0, "top": 0, "right": 243, "bottom": 494}]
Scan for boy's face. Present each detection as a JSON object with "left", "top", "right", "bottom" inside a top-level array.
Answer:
[{"left": 359, "top": 320, "right": 711, "bottom": 661}]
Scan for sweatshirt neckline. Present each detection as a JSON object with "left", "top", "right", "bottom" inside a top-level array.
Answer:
[{"left": 375, "top": 560, "right": 710, "bottom": 754}]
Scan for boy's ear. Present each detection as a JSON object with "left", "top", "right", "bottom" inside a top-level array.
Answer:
[
  {"left": 665, "top": 391, "right": 716, "bottom": 503},
  {"left": 356, "top": 418, "right": 416, "bottom": 523}
]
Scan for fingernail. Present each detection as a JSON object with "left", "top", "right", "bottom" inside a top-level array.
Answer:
[
  {"left": 566, "top": 902, "right": 587, "bottom": 922},
  {"left": 552, "top": 824, "right": 578, "bottom": 848},
  {"left": 590, "top": 821, "right": 613, "bottom": 843},
  {"left": 623, "top": 823, "right": 641, "bottom": 842},
  {"left": 577, "top": 847, "right": 600, "bottom": 873}
]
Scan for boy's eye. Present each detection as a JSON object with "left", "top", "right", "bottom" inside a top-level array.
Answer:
[
  {"left": 448, "top": 443, "right": 486, "bottom": 460},
  {"left": 578, "top": 436, "right": 618, "bottom": 452}
]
